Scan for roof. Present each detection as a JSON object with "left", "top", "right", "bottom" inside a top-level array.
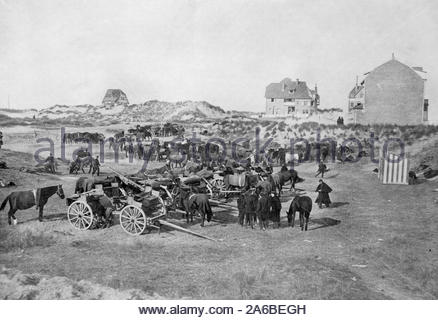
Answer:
[
  {"left": 352, "top": 57, "right": 425, "bottom": 98},
  {"left": 265, "top": 78, "right": 313, "bottom": 99},
  {"left": 348, "top": 85, "right": 364, "bottom": 98},
  {"left": 364, "top": 58, "right": 424, "bottom": 81},
  {"left": 102, "top": 89, "right": 129, "bottom": 104}
]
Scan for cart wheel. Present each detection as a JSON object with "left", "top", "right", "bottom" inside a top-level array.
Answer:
[
  {"left": 119, "top": 205, "right": 147, "bottom": 236},
  {"left": 212, "top": 178, "right": 225, "bottom": 190},
  {"left": 67, "top": 201, "right": 93, "bottom": 230}
]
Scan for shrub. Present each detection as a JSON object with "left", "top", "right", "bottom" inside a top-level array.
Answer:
[{"left": 0, "top": 229, "right": 55, "bottom": 252}]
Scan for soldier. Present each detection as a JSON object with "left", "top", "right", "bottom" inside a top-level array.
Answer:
[
  {"left": 257, "top": 191, "right": 271, "bottom": 231},
  {"left": 321, "top": 146, "right": 329, "bottom": 162},
  {"left": 315, "top": 179, "right": 332, "bottom": 209},
  {"left": 91, "top": 156, "right": 100, "bottom": 176},
  {"left": 0, "top": 131, "right": 3, "bottom": 149},
  {"left": 45, "top": 153, "right": 56, "bottom": 174},
  {"left": 243, "top": 188, "right": 258, "bottom": 229},
  {"left": 237, "top": 191, "right": 246, "bottom": 226},
  {"left": 315, "top": 161, "right": 327, "bottom": 178},
  {"left": 270, "top": 193, "right": 282, "bottom": 228},
  {"left": 88, "top": 194, "right": 113, "bottom": 228}
]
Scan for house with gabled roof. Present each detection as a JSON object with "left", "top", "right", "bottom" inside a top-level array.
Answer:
[
  {"left": 348, "top": 55, "right": 429, "bottom": 125},
  {"left": 265, "top": 78, "right": 319, "bottom": 116},
  {"left": 102, "top": 89, "right": 129, "bottom": 107}
]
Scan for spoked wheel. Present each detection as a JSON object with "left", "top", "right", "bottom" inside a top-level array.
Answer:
[
  {"left": 212, "top": 178, "right": 227, "bottom": 199},
  {"left": 212, "top": 178, "right": 225, "bottom": 190},
  {"left": 67, "top": 201, "right": 93, "bottom": 230},
  {"left": 119, "top": 205, "right": 147, "bottom": 236}
]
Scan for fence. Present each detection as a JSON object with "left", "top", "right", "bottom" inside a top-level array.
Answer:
[{"left": 378, "top": 150, "right": 409, "bottom": 185}]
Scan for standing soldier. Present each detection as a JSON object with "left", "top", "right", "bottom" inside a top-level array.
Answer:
[
  {"left": 270, "top": 193, "right": 282, "bottom": 229},
  {"left": 339, "top": 145, "right": 346, "bottom": 164},
  {"left": 45, "top": 153, "right": 56, "bottom": 174},
  {"left": 279, "top": 148, "right": 286, "bottom": 166},
  {"left": 0, "top": 131, "right": 3, "bottom": 149},
  {"left": 321, "top": 146, "right": 329, "bottom": 162},
  {"left": 237, "top": 191, "right": 246, "bottom": 227},
  {"left": 315, "top": 161, "right": 327, "bottom": 178},
  {"left": 257, "top": 191, "right": 271, "bottom": 231},
  {"left": 91, "top": 156, "right": 100, "bottom": 176},
  {"left": 244, "top": 188, "right": 258, "bottom": 229},
  {"left": 315, "top": 179, "right": 332, "bottom": 209}
]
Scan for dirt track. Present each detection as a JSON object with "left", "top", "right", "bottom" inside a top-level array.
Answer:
[{"left": 1, "top": 146, "right": 438, "bottom": 299}]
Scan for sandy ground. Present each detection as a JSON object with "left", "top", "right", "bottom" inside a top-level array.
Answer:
[{"left": 1, "top": 129, "right": 438, "bottom": 299}]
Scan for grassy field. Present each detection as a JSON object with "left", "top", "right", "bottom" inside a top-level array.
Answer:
[{"left": 1, "top": 142, "right": 437, "bottom": 299}]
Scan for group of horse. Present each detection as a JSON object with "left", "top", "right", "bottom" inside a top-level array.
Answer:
[
  {"left": 63, "top": 132, "right": 105, "bottom": 144},
  {"left": 0, "top": 160, "right": 313, "bottom": 231}
]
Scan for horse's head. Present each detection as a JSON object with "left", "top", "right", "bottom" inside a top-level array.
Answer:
[{"left": 57, "top": 185, "right": 65, "bottom": 199}]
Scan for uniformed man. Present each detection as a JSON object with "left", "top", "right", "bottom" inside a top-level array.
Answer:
[
  {"left": 270, "top": 193, "right": 282, "bottom": 228},
  {"left": 45, "top": 153, "right": 56, "bottom": 173},
  {"left": 237, "top": 191, "right": 246, "bottom": 226},
  {"left": 243, "top": 188, "right": 258, "bottom": 229},
  {"left": 315, "top": 161, "right": 327, "bottom": 178},
  {"left": 257, "top": 191, "right": 271, "bottom": 231},
  {"left": 315, "top": 179, "right": 332, "bottom": 209},
  {"left": 91, "top": 156, "right": 100, "bottom": 176}
]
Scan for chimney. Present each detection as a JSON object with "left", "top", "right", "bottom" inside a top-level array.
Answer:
[
  {"left": 356, "top": 75, "right": 358, "bottom": 87},
  {"left": 314, "top": 84, "right": 318, "bottom": 94},
  {"left": 296, "top": 78, "right": 300, "bottom": 84},
  {"left": 392, "top": 52, "right": 395, "bottom": 60}
]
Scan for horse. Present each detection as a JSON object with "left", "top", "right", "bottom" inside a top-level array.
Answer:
[
  {"left": 181, "top": 189, "right": 212, "bottom": 227},
  {"left": 0, "top": 185, "right": 65, "bottom": 225},
  {"left": 287, "top": 195, "right": 312, "bottom": 231},
  {"left": 69, "top": 156, "right": 92, "bottom": 174},
  {"left": 269, "top": 169, "right": 303, "bottom": 194}
]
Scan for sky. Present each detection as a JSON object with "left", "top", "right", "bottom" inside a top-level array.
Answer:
[{"left": 0, "top": 0, "right": 437, "bottom": 120}]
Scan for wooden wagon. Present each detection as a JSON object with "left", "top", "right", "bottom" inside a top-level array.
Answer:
[
  {"left": 66, "top": 181, "right": 166, "bottom": 236},
  {"left": 66, "top": 168, "right": 218, "bottom": 240}
]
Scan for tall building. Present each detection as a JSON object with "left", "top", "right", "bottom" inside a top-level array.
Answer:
[
  {"left": 348, "top": 55, "right": 429, "bottom": 125},
  {"left": 265, "top": 78, "right": 319, "bottom": 116}
]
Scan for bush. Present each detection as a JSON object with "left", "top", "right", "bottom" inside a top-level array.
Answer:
[{"left": 0, "top": 229, "right": 55, "bottom": 252}]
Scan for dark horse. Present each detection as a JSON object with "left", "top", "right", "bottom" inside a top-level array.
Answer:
[
  {"left": 269, "top": 169, "right": 303, "bottom": 194},
  {"left": 181, "top": 189, "right": 212, "bottom": 227},
  {"left": 0, "top": 185, "right": 65, "bottom": 225},
  {"left": 287, "top": 195, "right": 312, "bottom": 231}
]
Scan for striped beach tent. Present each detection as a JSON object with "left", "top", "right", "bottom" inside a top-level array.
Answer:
[{"left": 378, "top": 150, "right": 409, "bottom": 185}]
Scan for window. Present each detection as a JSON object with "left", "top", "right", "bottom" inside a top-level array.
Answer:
[
  {"left": 288, "top": 106, "right": 295, "bottom": 114},
  {"left": 424, "top": 100, "right": 429, "bottom": 121},
  {"left": 270, "top": 98, "right": 274, "bottom": 102},
  {"left": 284, "top": 98, "right": 292, "bottom": 102}
]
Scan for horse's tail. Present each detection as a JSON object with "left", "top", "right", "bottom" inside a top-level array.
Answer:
[{"left": 0, "top": 195, "right": 10, "bottom": 211}]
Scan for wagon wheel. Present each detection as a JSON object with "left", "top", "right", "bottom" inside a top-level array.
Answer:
[
  {"left": 212, "top": 178, "right": 226, "bottom": 192},
  {"left": 119, "top": 205, "right": 147, "bottom": 236},
  {"left": 67, "top": 201, "right": 93, "bottom": 230},
  {"left": 211, "top": 178, "right": 227, "bottom": 199}
]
